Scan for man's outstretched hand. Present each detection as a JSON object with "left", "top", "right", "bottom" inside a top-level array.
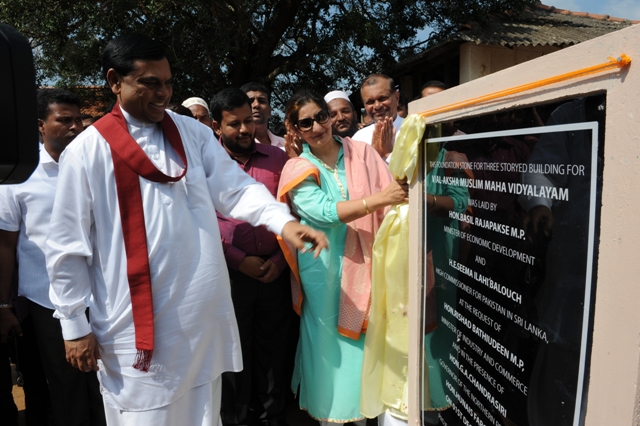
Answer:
[{"left": 281, "top": 221, "right": 329, "bottom": 258}]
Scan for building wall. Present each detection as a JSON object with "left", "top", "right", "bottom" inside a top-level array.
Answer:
[
  {"left": 459, "top": 42, "right": 561, "bottom": 83},
  {"left": 407, "top": 24, "right": 640, "bottom": 426}
]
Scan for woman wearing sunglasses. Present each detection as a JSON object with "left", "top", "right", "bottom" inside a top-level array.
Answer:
[{"left": 277, "top": 90, "right": 408, "bottom": 425}]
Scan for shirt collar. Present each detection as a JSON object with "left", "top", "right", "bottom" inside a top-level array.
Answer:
[
  {"left": 266, "top": 130, "right": 285, "bottom": 148},
  {"left": 39, "top": 145, "right": 57, "bottom": 165},
  {"left": 120, "top": 107, "right": 157, "bottom": 129},
  {"left": 393, "top": 114, "right": 404, "bottom": 128},
  {"left": 252, "top": 141, "right": 272, "bottom": 157},
  {"left": 218, "top": 136, "right": 267, "bottom": 163}
]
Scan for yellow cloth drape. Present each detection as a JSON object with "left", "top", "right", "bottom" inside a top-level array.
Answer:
[{"left": 361, "top": 115, "right": 428, "bottom": 419}]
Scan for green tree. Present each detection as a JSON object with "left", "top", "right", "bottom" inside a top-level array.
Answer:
[{"left": 0, "top": 0, "right": 536, "bottom": 114}]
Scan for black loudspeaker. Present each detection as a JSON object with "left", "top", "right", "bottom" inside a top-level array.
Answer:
[{"left": 0, "top": 23, "right": 38, "bottom": 184}]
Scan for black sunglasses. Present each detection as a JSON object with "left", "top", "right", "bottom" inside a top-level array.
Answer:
[{"left": 295, "top": 109, "right": 330, "bottom": 132}]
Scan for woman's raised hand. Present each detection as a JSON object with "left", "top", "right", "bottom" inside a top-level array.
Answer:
[{"left": 284, "top": 121, "right": 303, "bottom": 158}]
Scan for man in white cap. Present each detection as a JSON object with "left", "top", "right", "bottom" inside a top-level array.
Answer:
[
  {"left": 324, "top": 90, "right": 359, "bottom": 138},
  {"left": 352, "top": 73, "right": 404, "bottom": 163},
  {"left": 182, "top": 97, "right": 213, "bottom": 129}
]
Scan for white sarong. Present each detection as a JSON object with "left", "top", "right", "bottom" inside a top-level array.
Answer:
[{"left": 104, "top": 377, "right": 222, "bottom": 426}]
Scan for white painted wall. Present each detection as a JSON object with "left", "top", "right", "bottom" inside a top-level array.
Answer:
[{"left": 460, "top": 42, "right": 561, "bottom": 83}]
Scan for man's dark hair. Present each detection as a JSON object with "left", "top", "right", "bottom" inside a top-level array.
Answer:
[
  {"left": 398, "top": 92, "right": 408, "bottom": 107},
  {"left": 209, "top": 88, "right": 252, "bottom": 122},
  {"left": 239, "top": 82, "right": 271, "bottom": 103},
  {"left": 168, "top": 104, "right": 194, "bottom": 118},
  {"left": 361, "top": 74, "right": 396, "bottom": 93},
  {"left": 102, "top": 33, "right": 166, "bottom": 82},
  {"left": 37, "top": 88, "right": 81, "bottom": 120},
  {"left": 421, "top": 80, "right": 448, "bottom": 91}
]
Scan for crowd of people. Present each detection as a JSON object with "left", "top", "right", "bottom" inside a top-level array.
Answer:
[{"left": 0, "top": 32, "right": 447, "bottom": 426}]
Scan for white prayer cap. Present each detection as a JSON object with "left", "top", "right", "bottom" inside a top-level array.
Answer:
[
  {"left": 182, "top": 97, "right": 210, "bottom": 113},
  {"left": 324, "top": 90, "right": 351, "bottom": 104}
]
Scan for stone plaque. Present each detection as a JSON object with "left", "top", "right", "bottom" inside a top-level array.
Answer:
[{"left": 422, "top": 95, "right": 604, "bottom": 426}]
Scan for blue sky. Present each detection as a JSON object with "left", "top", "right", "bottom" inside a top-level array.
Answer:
[{"left": 546, "top": 0, "right": 640, "bottom": 20}]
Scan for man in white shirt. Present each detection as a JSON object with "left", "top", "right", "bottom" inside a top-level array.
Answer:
[
  {"left": 352, "top": 74, "right": 405, "bottom": 162},
  {"left": 45, "top": 33, "right": 327, "bottom": 426},
  {"left": 240, "top": 82, "right": 285, "bottom": 149},
  {"left": 0, "top": 88, "right": 106, "bottom": 426}
]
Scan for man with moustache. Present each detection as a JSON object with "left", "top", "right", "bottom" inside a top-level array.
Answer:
[
  {"left": 45, "top": 34, "right": 327, "bottom": 425},
  {"left": 0, "top": 89, "right": 106, "bottom": 426},
  {"left": 324, "top": 90, "right": 359, "bottom": 138},
  {"left": 240, "top": 82, "right": 285, "bottom": 149},
  {"left": 352, "top": 74, "right": 404, "bottom": 163},
  {"left": 211, "top": 88, "right": 291, "bottom": 426}
]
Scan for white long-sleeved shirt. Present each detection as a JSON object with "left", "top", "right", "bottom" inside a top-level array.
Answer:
[
  {"left": 0, "top": 147, "right": 58, "bottom": 309},
  {"left": 46, "top": 109, "right": 296, "bottom": 411}
]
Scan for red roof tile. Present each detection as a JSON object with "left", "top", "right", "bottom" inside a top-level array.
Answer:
[
  {"left": 449, "top": 2, "right": 638, "bottom": 47},
  {"left": 541, "top": 3, "right": 640, "bottom": 24}
]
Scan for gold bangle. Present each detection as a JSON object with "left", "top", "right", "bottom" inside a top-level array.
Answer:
[
  {"left": 362, "top": 197, "right": 371, "bottom": 215},
  {"left": 428, "top": 195, "right": 437, "bottom": 211}
]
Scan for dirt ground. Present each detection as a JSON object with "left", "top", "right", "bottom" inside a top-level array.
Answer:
[{"left": 12, "top": 384, "right": 26, "bottom": 426}]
